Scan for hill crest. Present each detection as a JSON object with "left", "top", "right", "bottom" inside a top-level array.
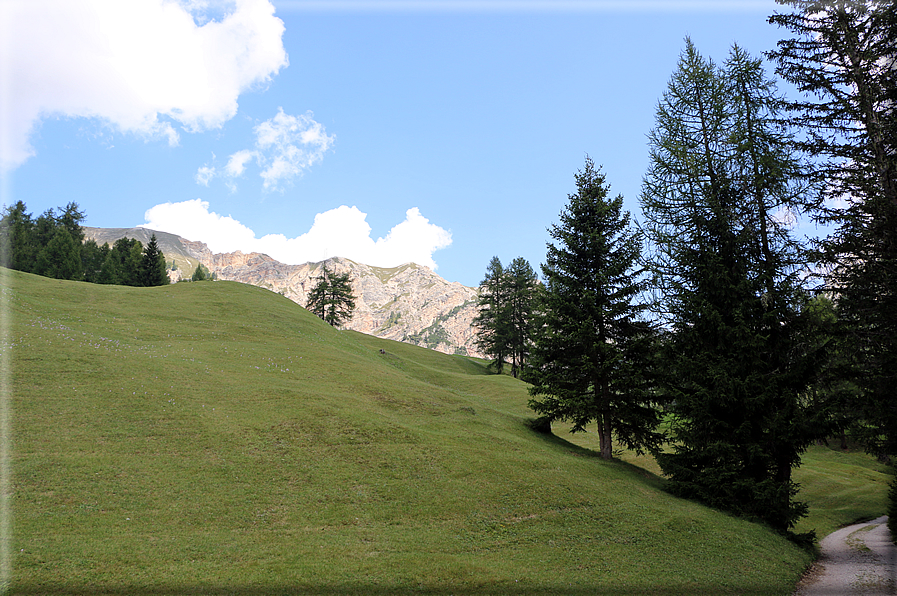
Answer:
[{"left": 83, "top": 226, "right": 481, "bottom": 356}]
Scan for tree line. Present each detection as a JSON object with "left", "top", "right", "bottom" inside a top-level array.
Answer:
[
  {"left": 0, "top": 200, "right": 169, "bottom": 287},
  {"left": 474, "top": 0, "right": 896, "bottom": 540}
]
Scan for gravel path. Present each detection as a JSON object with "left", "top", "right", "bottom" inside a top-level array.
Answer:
[{"left": 795, "top": 516, "right": 895, "bottom": 595}]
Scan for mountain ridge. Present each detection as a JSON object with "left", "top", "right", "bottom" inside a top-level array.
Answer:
[{"left": 83, "top": 226, "right": 482, "bottom": 357}]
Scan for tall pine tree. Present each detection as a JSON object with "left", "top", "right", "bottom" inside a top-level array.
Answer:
[
  {"left": 473, "top": 257, "right": 512, "bottom": 373},
  {"left": 504, "top": 257, "right": 539, "bottom": 379},
  {"left": 641, "top": 40, "right": 825, "bottom": 533},
  {"left": 529, "top": 157, "right": 661, "bottom": 460}
]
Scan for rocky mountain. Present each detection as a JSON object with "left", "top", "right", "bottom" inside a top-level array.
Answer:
[{"left": 83, "top": 227, "right": 483, "bottom": 357}]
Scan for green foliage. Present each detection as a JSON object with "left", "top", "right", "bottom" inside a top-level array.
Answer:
[
  {"left": 0, "top": 201, "right": 167, "bottom": 288},
  {"left": 472, "top": 256, "right": 539, "bottom": 377},
  {"left": 98, "top": 237, "right": 143, "bottom": 286},
  {"left": 81, "top": 238, "right": 108, "bottom": 283},
  {"left": 305, "top": 263, "right": 357, "bottom": 327},
  {"left": 33, "top": 226, "right": 82, "bottom": 280},
  {"left": 529, "top": 156, "right": 661, "bottom": 461},
  {"left": 191, "top": 263, "right": 211, "bottom": 282},
  {"left": 139, "top": 234, "right": 169, "bottom": 286},
  {"left": 0, "top": 200, "right": 85, "bottom": 279},
  {"left": 641, "top": 40, "right": 826, "bottom": 532},
  {"left": 769, "top": 0, "right": 897, "bottom": 463},
  {"left": 0, "top": 201, "right": 37, "bottom": 271},
  {"left": 473, "top": 257, "right": 510, "bottom": 373}
]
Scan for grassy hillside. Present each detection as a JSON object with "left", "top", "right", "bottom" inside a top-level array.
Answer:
[
  {"left": 565, "top": 434, "right": 892, "bottom": 541},
  {"left": 0, "top": 269, "right": 837, "bottom": 594}
]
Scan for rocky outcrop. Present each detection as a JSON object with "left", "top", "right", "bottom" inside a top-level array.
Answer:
[
  {"left": 84, "top": 227, "right": 482, "bottom": 356},
  {"left": 206, "top": 252, "right": 481, "bottom": 357}
]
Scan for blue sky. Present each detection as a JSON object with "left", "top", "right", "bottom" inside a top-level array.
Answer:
[{"left": 1, "top": 0, "right": 798, "bottom": 287}]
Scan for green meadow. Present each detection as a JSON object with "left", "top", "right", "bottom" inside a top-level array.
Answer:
[{"left": 2, "top": 269, "right": 890, "bottom": 595}]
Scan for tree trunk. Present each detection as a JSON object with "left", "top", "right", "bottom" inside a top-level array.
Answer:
[{"left": 597, "top": 412, "right": 613, "bottom": 460}]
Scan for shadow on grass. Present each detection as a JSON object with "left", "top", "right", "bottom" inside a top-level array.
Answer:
[
  {"left": 524, "top": 421, "right": 668, "bottom": 488},
  {"left": 10, "top": 583, "right": 793, "bottom": 596}
]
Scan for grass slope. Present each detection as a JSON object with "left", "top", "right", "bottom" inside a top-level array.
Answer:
[{"left": 3, "top": 270, "right": 821, "bottom": 595}]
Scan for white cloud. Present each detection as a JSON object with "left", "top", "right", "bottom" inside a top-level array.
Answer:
[
  {"left": 225, "top": 149, "right": 257, "bottom": 177},
  {"left": 141, "top": 200, "right": 452, "bottom": 269},
  {"left": 195, "top": 165, "right": 216, "bottom": 186},
  {"left": 0, "top": 0, "right": 289, "bottom": 171},
  {"left": 198, "top": 109, "right": 334, "bottom": 190},
  {"left": 227, "top": 109, "right": 334, "bottom": 190}
]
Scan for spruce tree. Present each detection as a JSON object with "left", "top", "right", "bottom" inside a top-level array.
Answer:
[
  {"left": 34, "top": 227, "right": 82, "bottom": 280},
  {"left": 81, "top": 240, "right": 109, "bottom": 283},
  {"left": 641, "top": 40, "right": 825, "bottom": 532},
  {"left": 473, "top": 256, "right": 538, "bottom": 377},
  {"left": 139, "top": 234, "right": 169, "bottom": 286},
  {"left": 528, "top": 156, "right": 661, "bottom": 460},
  {"left": 0, "top": 201, "right": 36, "bottom": 271},
  {"left": 473, "top": 257, "right": 511, "bottom": 373},
  {"left": 504, "top": 257, "right": 539, "bottom": 379}
]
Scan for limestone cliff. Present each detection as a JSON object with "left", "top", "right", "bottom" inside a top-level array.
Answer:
[{"left": 85, "top": 227, "right": 482, "bottom": 356}]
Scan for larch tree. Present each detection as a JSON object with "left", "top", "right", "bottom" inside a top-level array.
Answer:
[
  {"left": 768, "top": 0, "right": 897, "bottom": 461},
  {"left": 306, "top": 263, "right": 357, "bottom": 328},
  {"left": 641, "top": 39, "right": 826, "bottom": 533},
  {"left": 528, "top": 156, "right": 661, "bottom": 461}
]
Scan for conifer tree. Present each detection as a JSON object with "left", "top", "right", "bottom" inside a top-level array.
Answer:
[
  {"left": 641, "top": 40, "right": 825, "bottom": 532},
  {"left": 305, "top": 263, "right": 356, "bottom": 327},
  {"left": 473, "top": 256, "right": 539, "bottom": 377},
  {"left": 768, "top": 0, "right": 897, "bottom": 460},
  {"left": 504, "top": 257, "right": 539, "bottom": 379},
  {"left": 473, "top": 257, "right": 511, "bottom": 373},
  {"left": 529, "top": 156, "right": 661, "bottom": 460},
  {"left": 81, "top": 240, "right": 109, "bottom": 283},
  {"left": 139, "top": 234, "right": 169, "bottom": 286},
  {"left": 99, "top": 238, "right": 143, "bottom": 286},
  {"left": 0, "top": 201, "right": 36, "bottom": 271},
  {"left": 34, "top": 226, "right": 82, "bottom": 280}
]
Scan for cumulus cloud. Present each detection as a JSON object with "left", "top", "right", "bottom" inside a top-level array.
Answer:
[
  {"left": 141, "top": 199, "right": 452, "bottom": 269},
  {"left": 0, "top": 0, "right": 289, "bottom": 171}
]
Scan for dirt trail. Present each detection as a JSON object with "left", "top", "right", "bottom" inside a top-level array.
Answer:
[{"left": 795, "top": 515, "right": 895, "bottom": 595}]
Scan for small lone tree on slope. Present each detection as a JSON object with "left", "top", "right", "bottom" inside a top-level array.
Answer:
[{"left": 306, "top": 264, "right": 357, "bottom": 327}]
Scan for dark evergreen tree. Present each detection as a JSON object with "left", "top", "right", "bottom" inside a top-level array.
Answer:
[
  {"left": 33, "top": 227, "right": 82, "bottom": 280},
  {"left": 504, "top": 257, "right": 539, "bottom": 379},
  {"left": 191, "top": 263, "right": 210, "bottom": 282},
  {"left": 473, "top": 256, "right": 539, "bottom": 377},
  {"left": 528, "top": 156, "right": 661, "bottom": 461},
  {"left": 0, "top": 201, "right": 36, "bottom": 271},
  {"left": 99, "top": 238, "right": 142, "bottom": 286},
  {"left": 30, "top": 209, "right": 59, "bottom": 273},
  {"left": 641, "top": 40, "right": 825, "bottom": 533},
  {"left": 305, "top": 264, "right": 357, "bottom": 327},
  {"left": 57, "top": 202, "right": 86, "bottom": 246},
  {"left": 81, "top": 240, "right": 109, "bottom": 283},
  {"left": 473, "top": 257, "right": 512, "bottom": 374},
  {"left": 768, "top": 0, "right": 897, "bottom": 462},
  {"left": 139, "top": 234, "right": 169, "bottom": 286}
]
